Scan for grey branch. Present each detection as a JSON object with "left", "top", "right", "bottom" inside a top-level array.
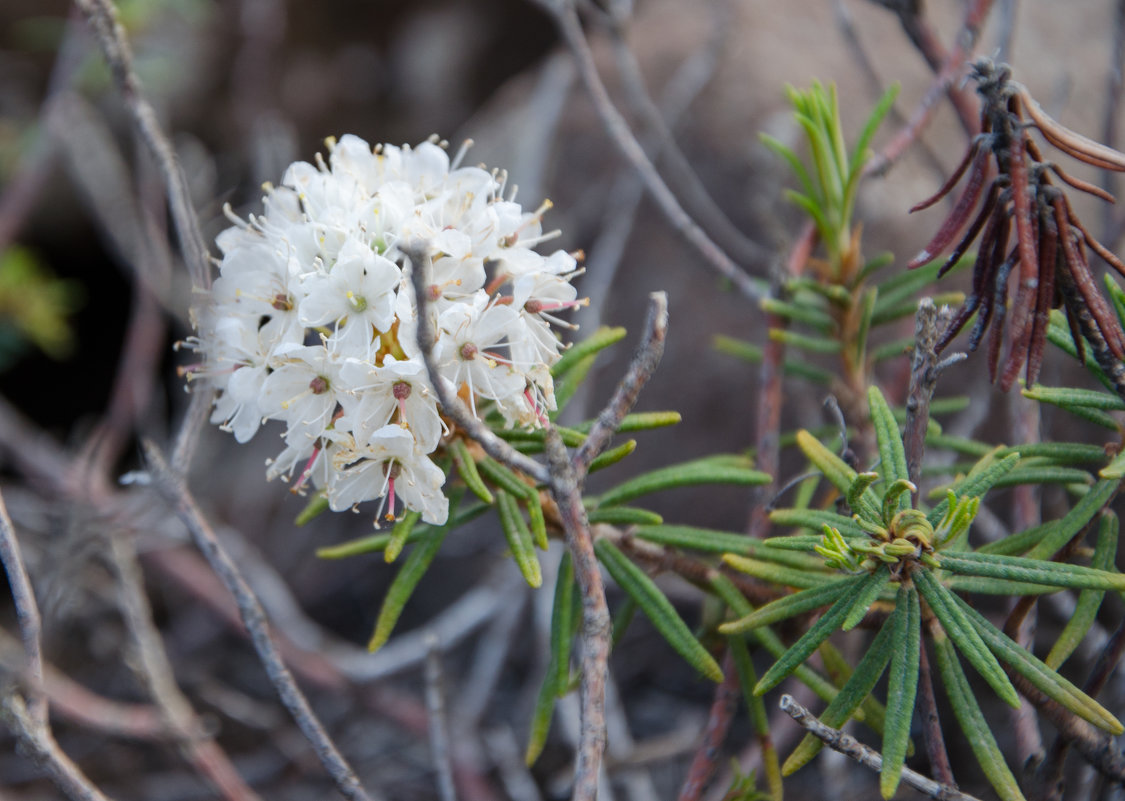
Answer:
[
  {"left": 143, "top": 441, "right": 377, "bottom": 801},
  {"left": 526, "top": 0, "right": 767, "bottom": 302},
  {"left": 402, "top": 240, "right": 551, "bottom": 484},
  {"left": 574, "top": 292, "right": 668, "bottom": 475},
  {"left": 72, "top": 0, "right": 212, "bottom": 290},
  {"left": 779, "top": 694, "right": 982, "bottom": 801}
]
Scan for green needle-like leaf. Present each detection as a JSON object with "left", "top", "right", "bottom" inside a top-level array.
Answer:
[
  {"left": 526, "top": 553, "right": 578, "bottom": 766},
  {"left": 383, "top": 510, "right": 422, "bottom": 563},
  {"left": 594, "top": 540, "right": 723, "bottom": 682},
  {"left": 588, "top": 439, "right": 637, "bottom": 473},
  {"left": 952, "top": 594, "right": 1124, "bottom": 734},
  {"left": 476, "top": 456, "right": 536, "bottom": 500},
  {"left": 755, "top": 570, "right": 883, "bottom": 694},
  {"left": 722, "top": 554, "right": 837, "bottom": 589},
  {"left": 783, "top": 622, "right": 894, "bottom": 775},
  {"left": 496, "top": 490, "right": 542, "bottom": 588},
  {"left": 1022, "top": 385, "right": 1125, "bottom": 411},
  {"left": 1047, "top": 513, "right": 1117, "bottom": 669},
  {"left": 719, "top": 578, "right": 855, "bottom": 635},
  {"left": 551, "top": 326, "right": 626, "bottom": 378},
  {"left": 295, "top": 492, "right": 330, "bottom": 526},
  {"left": 368, "top": 523, "right": 450, "bottom": 652},
  {"left": 914, "top": 568, "right": 1020, "bottom": 707},
  {"left": 881, "top": 584, "right": 920, "bottom": 799},
  {"left": 795, "top": 430, "right": 881, "bottom": 521},
  {"left": 926, "top": 452, "right": 1021, "bottom": 526},
  {"left": 981, "top": 478, "right": 1118, "bottom": 556},
  {"left": 729, "top": 636, "right": 783, "bottom": 801},
  {"left": 934, "top": 551, "right": 1125, "bottom": 591},
  {"left": 768, "top": 508, "right": 869, "bottom": 539},
  {"left": 596, "top": 457, "right": 769, "bottom": 508},
  {"left": 711, "top": 574, "right": 843, "bottom": 706},
  {"left": 842, "top": 564, "right": 889, "bottom": 630},
  {"left": 586, "top": 506, "right": 663, "bottom": 525},
  {"left": 869, "top": 387, "right": 909, "bottom": 513},
  {"left": 932, "top": 629, "right": 1027, "bottom": 801},
  {"left": 450, "top": 437, "right": 494, "bottom": 505}
]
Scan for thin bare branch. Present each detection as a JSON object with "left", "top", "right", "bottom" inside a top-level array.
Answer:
[
  {"left": 0, "top": 694, "right": 116, "bottom": 801},
  {"left": 779, "top": 694, "right": 983, "bottom": 801},
  {"left": 108, "top": 533, "right": 262, "bottom": 801},
  {"left": 573, "top": 292, "right": 668, "bottom": 475},
  {"left": 867, "top": 0, "right": 994, "bottom": 177},
  {"left": 71, "top": 0, "right": 211, "bottom": 290},
  {"left": 143, "top": 441, "right": 376, "bottom": 801},
  {"left": 424, "top": 635, "right": 458, "bottom": 801},
  {"left": 526, "top": 0, "right": 767, "bottom": 301},
  {"left": 599, "top": 1, "right": 768, "bottom": 268},
  {"left": 0, "top": 490, "right": 45, "bottom": 726},
  {"left": 545, "top": 428, "right": 611, "bottom": 801},
  {"left": 401, "top": 241, "right": 550, "bottom": 485},
  {"left": 676, "top": 651, "right": 740, "bottom": 801}
]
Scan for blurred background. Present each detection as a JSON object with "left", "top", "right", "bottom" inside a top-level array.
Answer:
[{"left": 1, "top": 1, "right": 1124, "bottom": 799}]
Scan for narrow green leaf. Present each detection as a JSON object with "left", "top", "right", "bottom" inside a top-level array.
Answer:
[
  {"left": 368, "top": 523, "right": 450, "bottom": 652},
  {"left": 1046, "top": 313, "right": 1115, "bottom": 391},
  {"left": 384, "top": 510, "right": 422, "bottom": 563},
  {"left": 768, "top": 508, "right": 869, "bottom": 539},
  {"left": 849, "top": 83, "right": 899, "bottom": 173},
  {"left": 953, "top": 594, "right": 1124, "bottom": 734},
  {"left": 496, "top": 490, "right": 542, "bottom": 588},
  {"left": 1046, "top": 512, "right": 1117, "bottom": 669},
  {"left": 1101, "top": 449, "right": 1125, "bottom": 479},
  {"left": 588, "top": 439, "right": 636, "bottom": 473},
  {"left": 795, "top": 429, "right": 881, "bottom": 521},
  {"left": 981, "top": 479, "right": 1118, "bottom": 557},
  {"left": 935, "top": 551, "right": 1125, "bottom": 591},
  {"left": 760, "top": 132, "right": 819, "bottom": 202},
  {"left": 760, "top": 297, "right": 835, "bottom": 331},
  {"left": 586, "top": 506, "right": 663, "bottom": 525},
  {"left": 476, "top": 456, "right": 536, "bottom": 500},
  {"left": 636, "top": 525, "right": 825, "bottom": 571},
  {"left": 946, "top": 575, "right": 1061, "bottom": 595},
  {"left": 869, "top": 386, "right": 910, "bottom": 514},
  {"left": 881, "top": 585, "right": 920, "bottom": 798},
  {"left": 932, "top": 630, "right": 1027, "bottom": 801},
  {"left": 914, "top": 568, "right": 1020, "bottom": 707},
  {"left": 526, "top": 554, "right": 578, "bottom": 766},
  {"left": 926, "top": 452, "right": 1021, "bottom": 526},
  {"left": 871, "top": 336, "right": 914, "bottom": 363},
  {"left": 783, "top": 623, "right": 894, "bottom": 775},
  {"left": 722, "top": 554, "right": 836, "bottom": 589},
  {"left": 610, "top": 594, "right": 637, "bottom": 650},
  {"left": 595, "top": 539, "right": 723, "bottom": 682},
  {"left": 719, "top": 578, "right": 855, "bottom": 635},
  {"left": 572, "top": 411, "right": 681, "bottom": 433},
  {"left": 992, "top": 465, "right": 1093, "bottom": 488},
  {"left": 1022, "top": 385, "right": 1125, "bottom": 411},
  {"left": 525, "top": 489, "right": 548, "bottom": 550},
  {"left": 551, "top": 326, "right": 626, "bottom": 378},
  {"left": 596, "top": 457, "right": 770, "bottom": 508},
  {"left": 755, "top": 570, "right": 883, "bottom": 694},
  {"left": 295, "top": 492, "right": 330, "bottom": 526},
  {"left": 842, "top": 564, "right": 888, "bottom": 630},
  {"left": 710, "top": 574, "right": 842, "bottom": 705},
  {"left": 449, "top": 437, "right": 494, "bottom": 504},
  {"left": 768, "top": 327, "right": 843, "bottom": 354},
  {"left": 729, "top": 637, "right": 783, "bottom": 801}
]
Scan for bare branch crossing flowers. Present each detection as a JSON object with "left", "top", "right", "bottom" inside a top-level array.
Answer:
[{"left": 180, "top": 135, "right": 585, "bottom": 527}]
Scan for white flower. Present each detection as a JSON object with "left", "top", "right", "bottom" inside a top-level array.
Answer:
[{"left": 184, "top": 135, "right": 583, "bottom": 528}]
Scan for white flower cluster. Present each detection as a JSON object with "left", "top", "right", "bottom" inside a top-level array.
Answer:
[{"left": 183, "top": 136, "right": 583, "bottom": 527}]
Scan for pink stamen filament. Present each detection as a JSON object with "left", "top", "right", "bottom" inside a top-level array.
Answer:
[{"left": 292, "top": 445, "right": 322, "bottom": 492}]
